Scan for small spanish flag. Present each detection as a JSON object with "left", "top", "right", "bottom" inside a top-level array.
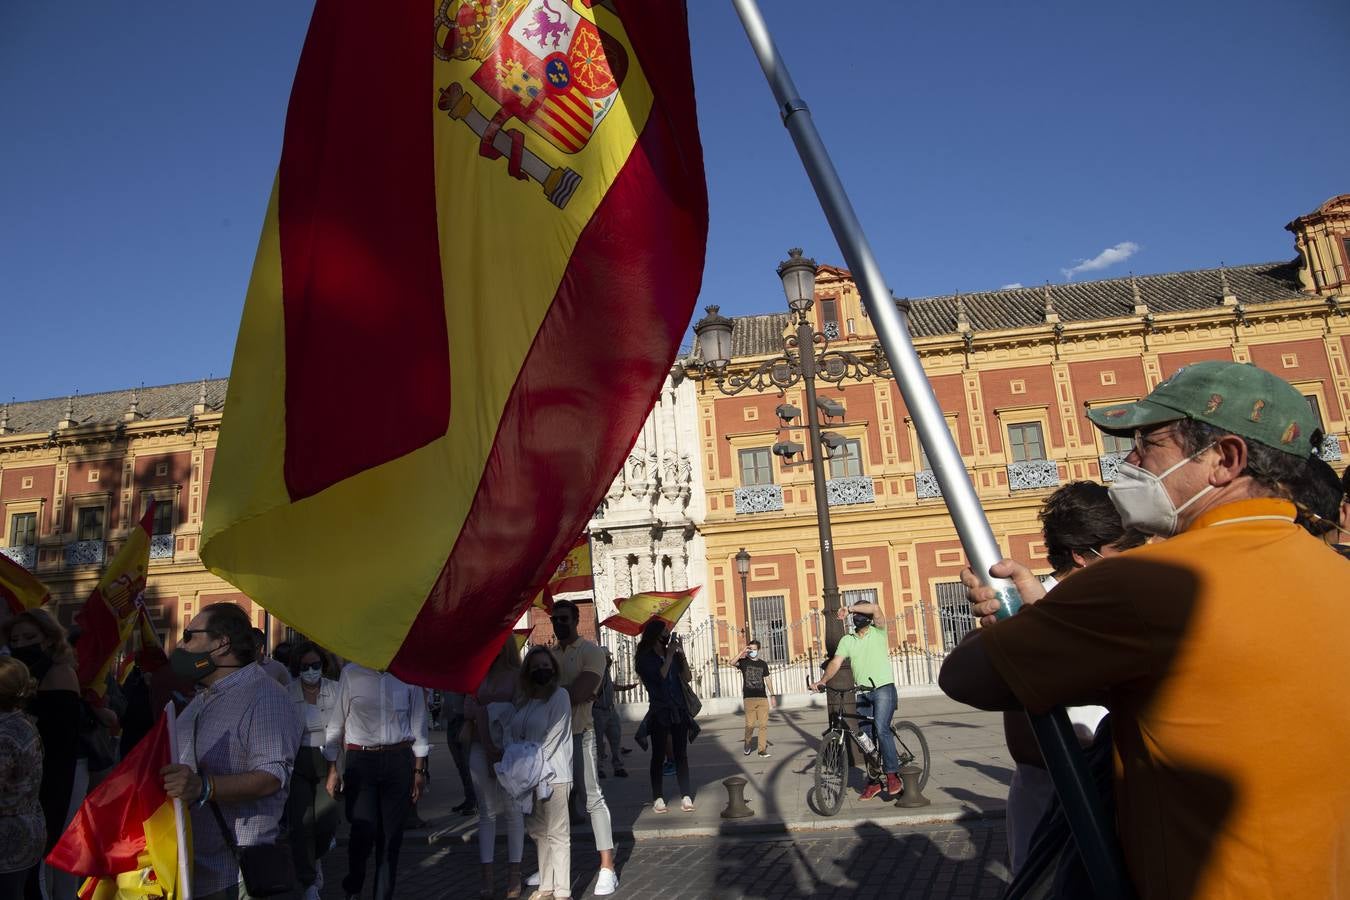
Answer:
[
  {"left": 0, "top": 550, "right": 49, "bottom": 615},
  {"left": 600, "top": 587, "right": 700, "bottom": 637},
  {"left": 532, "top": 585, "right": 555, "bottom": 614},
  {"left": 75, "top": 504, "right": 155, "bottom": 700},
  {"left": 49, "top": 708, "right": 189, "bottom": 899},
  {"left": 512, "top": 625, "right": 533, "bottom": 652},
  {"left": 549, "top": 536, "right": 593, "bottom": 595}
]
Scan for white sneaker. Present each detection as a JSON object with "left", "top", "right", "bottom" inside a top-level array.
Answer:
[
  {"left": 594, "top": 867, "right": 619, "bottom": 896},
  {"left": 653, "top": 797, "right": 667, "bottom": 813},
  {"left": 526, "top": 871, "right": 541, "bottom": 886},
  {"left": 681, "top": 795, "right": 695, "bottom": 811}
]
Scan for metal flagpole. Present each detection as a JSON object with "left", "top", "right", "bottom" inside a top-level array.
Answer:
[{"left": 728, "top": 2, "right": 1134, "bottom": 896}]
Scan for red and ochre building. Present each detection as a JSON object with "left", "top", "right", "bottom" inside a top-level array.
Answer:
[{"left": 694, "top": 195, "right": 1350, "bottom": 662}]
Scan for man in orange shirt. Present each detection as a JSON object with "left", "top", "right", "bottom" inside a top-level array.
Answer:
[{"left": 941, "top": 361, "right": 1350, "bottom": 899}]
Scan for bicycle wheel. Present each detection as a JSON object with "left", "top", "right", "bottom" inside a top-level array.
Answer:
[
  {"left": 813, "top": 730, "right": 847, "bottom": 816},
  {"left": 891, "top": 721, "right": 931, "bottom": 792}
]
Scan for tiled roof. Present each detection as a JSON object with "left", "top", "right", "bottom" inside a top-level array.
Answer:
[
  {"left": 1, "top": 379, "right": 228, "bottom": 437},
  {"left": 729, "top": 261, "right": 1308, "bottom": 356}
]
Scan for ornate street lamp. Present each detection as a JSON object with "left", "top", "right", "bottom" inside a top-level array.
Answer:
[
  {"left": 688, "top": 249, "right": 890, "bottom": 653},
  {"left": 735, "top": 547, "right": 752, "bottom": 641}
]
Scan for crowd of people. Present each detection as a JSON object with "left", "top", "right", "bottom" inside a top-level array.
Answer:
[{"left": 2, "top": 359, "right": 1346, "bottom": 900}]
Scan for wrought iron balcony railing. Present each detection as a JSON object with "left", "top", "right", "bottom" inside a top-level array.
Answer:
[
  {"left": 1098, "top": 451, "right": 1130, "bottom": 483},
  {"left": 1007, "top": 459, "right": 1060, "bottom": 492},
  {"left": 150, "top": 534, "right": 175, "bottom": 560},
  {"left": 915, "top": 469, "right": 942, "bottom": 499},
  {"left": 1320, "top": 433, "right": 1342, "bottom": 462},
  {"left": 826, "top": 475, "right": 875, "bottom": 506},
  {"left": 734, "top": 484, "right": 784, "bottom": 515},
  {"left": 65, "top": 540, "right": 105, "bottom": 567},
  {"left": 0, "top": 545, "right": 36, "bottom": 569}
]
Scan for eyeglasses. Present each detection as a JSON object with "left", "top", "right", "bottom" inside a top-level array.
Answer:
[
  {"left": 1131, "top": 425, "right": 1177, "bottom": 457},
  {"left": 181, "top": 628, "right": 213, "bottom": 644}
]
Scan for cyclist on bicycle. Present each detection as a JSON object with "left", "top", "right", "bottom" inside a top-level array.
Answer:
[{"left": 813, "top": 601, "right": 901, "bottom": 800}]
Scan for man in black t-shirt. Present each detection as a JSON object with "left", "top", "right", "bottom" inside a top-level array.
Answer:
[{"left": 735, "top": 640, "right": 775, "bottom": 757}]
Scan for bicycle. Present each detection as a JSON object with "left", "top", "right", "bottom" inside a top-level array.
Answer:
[{"left": 811, "top": 682, "right": 931, "bottom": 816}]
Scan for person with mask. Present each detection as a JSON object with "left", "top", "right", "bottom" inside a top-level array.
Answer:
[
  {"left": 506, "top": 647, "right": 573, "bottom": 900},
  {"left": 286, "top": 642, "right": 340, "bottom": 900},
  {"left": 252, "top": 628, "right": 292, "bottom": 686},
  {"left": 813, "top": 603, "right": 900, "bottom": 802},
  {"left": 0, "top": 656, "right": 44, "bottom": 900},
  {"left": 1002, "top": 481, "right": 1146, "bottom": 875},
  {"left": 942, "top": 361, "right": 1350, "bottom": 900},
  {"left": 158, "top": 602, "right": 301, "bottom": 900},
  {"left": 735, "top": 640, "right": 774, "bottom": 757},
  {"left": 2, "top": 609, "right": 79, "bottom": 900},
  {"left": 464, "top": 638, "right": 525, "bottom": 899},
  {"left": 634, "top": 620, "right": 695, "bottom": 813},
  {"left": 532, "top": 600, "right": 618, "bottom": 896},
  {"left": 324, "top": 661, "right": 428, "bottom": 900}
]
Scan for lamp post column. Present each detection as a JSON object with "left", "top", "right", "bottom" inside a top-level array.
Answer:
[{"left": 795, "top": 313, "right": 844, "bottom": 654}]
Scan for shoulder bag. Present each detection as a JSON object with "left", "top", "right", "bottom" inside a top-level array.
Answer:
[{"left": 207, "top": 798, "right": 295, "bottom": 897}]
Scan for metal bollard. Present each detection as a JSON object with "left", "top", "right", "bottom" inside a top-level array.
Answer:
[
  {"left": 894, "top": 765, "right": 930, "bottom": 808},
  {"left": 720, "top": 776, "right": 754, "bottom": 819}
]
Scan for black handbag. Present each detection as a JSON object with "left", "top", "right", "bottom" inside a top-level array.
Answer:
[{"left": 207, "top": 800, "right": 295, "bottom": 897}]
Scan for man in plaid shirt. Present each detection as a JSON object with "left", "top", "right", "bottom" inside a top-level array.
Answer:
[{"left": 161, "top": 602, "right": 302, "bottom": 900}]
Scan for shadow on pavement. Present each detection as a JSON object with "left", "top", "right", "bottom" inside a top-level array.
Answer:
[{"left": 955, "top": 758, "right": 1015, "bottom": 786}]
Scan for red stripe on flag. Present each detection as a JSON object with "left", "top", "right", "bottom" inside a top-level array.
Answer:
[
  {"left": 279, "top": 1, "right": 449, "bottom": 501},
  {"left": 392, "top": 1, "right": 707, "bottom": 689}
]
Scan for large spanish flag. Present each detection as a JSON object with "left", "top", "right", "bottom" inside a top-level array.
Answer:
[
  {"left": 600, "top": 587, "right": 699, "bottom": 637},
  {"left": 0, "top": 550, "right": 49, "bottom": 615},
  {"left": 75, "top": 504, "right": 154, "bottom": 699},
  {"left": 48, "top": 709, "right": 188, "bottom": 899},
  {"left": 201, "top": 1, "right": 706, "bottom": 689}
]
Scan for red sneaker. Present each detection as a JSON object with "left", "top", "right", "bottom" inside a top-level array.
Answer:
[
  {"left": 886, "top": 772, "right": 904, "bottom": 797},
  {"left": 859, "top": 782, "right": 884, "bottom": 801}
]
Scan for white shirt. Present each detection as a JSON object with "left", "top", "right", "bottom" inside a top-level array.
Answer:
[
  {"left": 323, "top": 663, "right": 429, "bottom": 760},
  {"left": 288, "top": 677, "right": 340, "bottom": 748},
  {"left": 506, "top": 687, "right": 573, "bottom": 784}
]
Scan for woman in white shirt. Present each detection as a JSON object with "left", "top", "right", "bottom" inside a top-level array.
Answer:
[
  {"left": 286, "top": 642, "right": 340, "bottom": 900},
  {"left": 507, "top": 646, "right": 573, "bottom": 900},
  {"left": 464, "top": 639, "right": 526, "bottom": 898}
]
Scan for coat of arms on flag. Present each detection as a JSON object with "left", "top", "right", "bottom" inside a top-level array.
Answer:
[{"left": 435, "top": 0, "right": 630, "bottom": 207}]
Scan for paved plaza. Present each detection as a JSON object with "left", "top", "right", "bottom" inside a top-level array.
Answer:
[{"left": 319, "top": 694, "right": 1016, "bottom": 898}]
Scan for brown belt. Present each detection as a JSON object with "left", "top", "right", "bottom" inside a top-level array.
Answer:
[{"left": 344, "top": 740, "right": 413, "bottom": 752}]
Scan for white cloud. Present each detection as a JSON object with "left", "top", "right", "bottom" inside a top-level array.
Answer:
[
  {"left": 1000, "top": 282, "right": 1023, "bottom": 290},
  {"left": 1061, "top": 241, "right": 1139, "bottom": 280}
]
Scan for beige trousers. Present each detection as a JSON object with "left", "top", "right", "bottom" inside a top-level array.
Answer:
[
  {"left": 743, "top": 698, "right": 770, "bottom": 752},
  {"left": 527, "top": 781, "right": 573, "bottom": 898}
]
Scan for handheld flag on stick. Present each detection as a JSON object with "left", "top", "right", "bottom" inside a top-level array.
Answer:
[
  {"left": 201, "top": 0, "right": 707, "bottom": 691},
  {"left": 75, "top": 503, "right": 155, "bottom": 700},
  {"left": 548, "top": 536, "right": 593, "bottom": 595},
  {"left": 532, "top": 585, "right": 555, "bottom": 614},
  {"left": 0, "top": 550, "right": 49, "bottom": 615},
  {"left": 513, "top": 625, "right": 534, "bottom": 652},
  {"left": 600, "top": 587, "right": 699, "bottom": 637},
  {"left": 48, "top": 703, "right": 190, "bottom": 899}
]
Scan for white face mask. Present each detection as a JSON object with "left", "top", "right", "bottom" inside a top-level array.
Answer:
[
  {"left": 299, "top": 667, "right": 323, "bottom": 685},
  {"left": 1108, "top": 444, "right": 1216, "bottom": 536},
  {"left": 748, "top": 649, "right": 758, "bottom": 659}
]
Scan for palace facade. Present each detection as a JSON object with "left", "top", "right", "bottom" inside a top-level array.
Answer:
[
  {"left": 3, "top": 195, "right": 1348, "bottom": 664},
  {"left": 693, "top": 195, "right": 1350, "bottom": 663}
]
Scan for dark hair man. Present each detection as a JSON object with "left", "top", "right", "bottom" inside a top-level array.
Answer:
[
  {"left": 160, "top": 602, "right": 301, "bottom": 900},
  {"left": 1006, "top": 481, "right": 1145, "bottom": 874},
  {"left": 735, "top": 639, "right": 775, "bottom": 757},
  {"left": 941, "top": 361, "right": 1350, "bottom": 899},
  {"left": 1289, "top": 455, "right": 1349, "bottom": 556}
]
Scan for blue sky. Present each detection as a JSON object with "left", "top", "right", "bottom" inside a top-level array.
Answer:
[{"left": 2, "top": 0, "right": 1348, "bottom": 402}]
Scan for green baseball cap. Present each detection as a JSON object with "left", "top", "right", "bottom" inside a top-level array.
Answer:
[{"left": 1086, "top": 361, "right": 1319, "bottom": 458}]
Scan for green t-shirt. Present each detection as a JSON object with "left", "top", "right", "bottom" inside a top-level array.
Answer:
[{"left": 835, "top": 624, "right": 892, "bottom": 690}]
